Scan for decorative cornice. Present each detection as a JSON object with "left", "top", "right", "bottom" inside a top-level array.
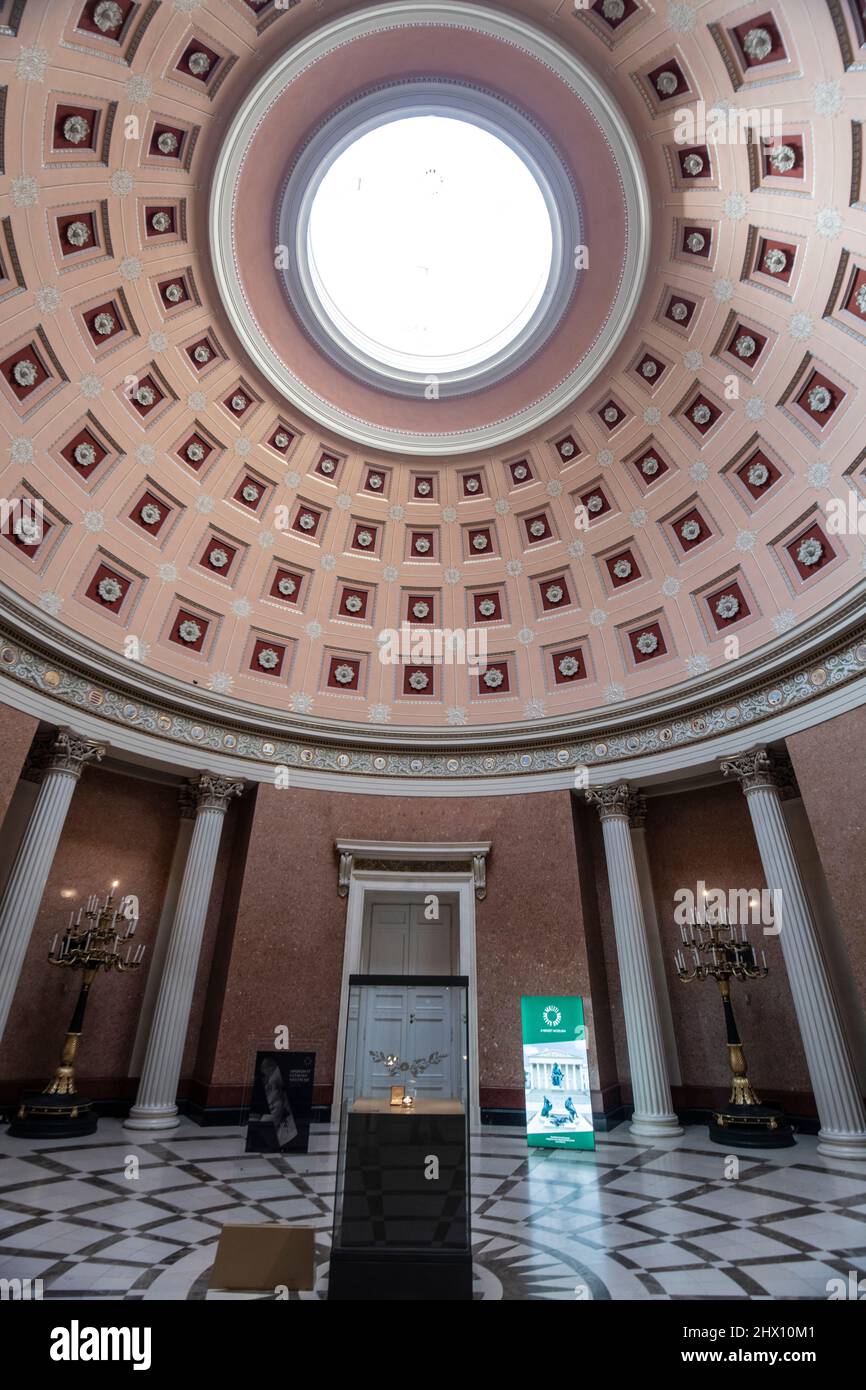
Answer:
[
  {"left": 2, "top": 593, "right": 866, "bottom": 783},
  {"left": 585, "top": 782, "right": 633, "bottom": 822},
  {"left": 189, "top": 773, "right": 244, "bottom": 814}
]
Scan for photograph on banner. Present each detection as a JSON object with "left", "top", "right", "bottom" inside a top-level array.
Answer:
[
  {"left": 520, "top": 996, "right": 594, "bottom": 1150},
  {"left": 245, "top": 1050, "right": 316, "bottom": 1154}
]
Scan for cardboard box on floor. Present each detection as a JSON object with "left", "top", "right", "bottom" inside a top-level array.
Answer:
[{"left": 210, "top": 1224, "right": 316, "bottom": 1291}]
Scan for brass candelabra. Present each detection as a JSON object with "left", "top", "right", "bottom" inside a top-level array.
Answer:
[
  {"left": 9, "top": 891, "right": 146, "bottom": 1138},
  {"left": 675, "top": 911, "right": 794, "bottom": 1147}
]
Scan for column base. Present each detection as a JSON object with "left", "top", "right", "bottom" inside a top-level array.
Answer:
[
  {"left": 629, "top": 1114, "right": 684, "bottom": 1139},
  {"left": 124, "top": 1105, "right": 180, "bottom": 1132},
  {"left": 816, "top": 1128, "right": 866, "bottom": 1161}
]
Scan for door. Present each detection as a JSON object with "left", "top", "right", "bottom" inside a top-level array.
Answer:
[{"left": 351, "top": 898, "right": 459, "bottom": 1102}]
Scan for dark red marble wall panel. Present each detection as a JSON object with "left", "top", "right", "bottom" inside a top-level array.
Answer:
[
  {"left": 0, "top": 704, "right": 37, "bottom": 829},
  {"left": 204, "top": 785, "right": 596, "bottom": 1103},
  {"left": 788, "top": 709, "right": 866, "bottom": 1021}
]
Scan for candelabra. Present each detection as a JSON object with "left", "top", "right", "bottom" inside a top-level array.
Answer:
[
  {"left": 9, "top": 891, "right": 146, "bottom": 1138},
  {"left": 675, "top": 911, "right": 794, "bottom": 1147}
]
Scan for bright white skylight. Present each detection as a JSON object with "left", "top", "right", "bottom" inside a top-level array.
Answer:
[{"left": 307, "top": 115, "right": 554, "bottom": 375}]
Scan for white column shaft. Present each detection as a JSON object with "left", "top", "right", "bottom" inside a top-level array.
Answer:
[
  {"left": 744, "top": 785, "right": 866, "bottom": 1158},
  {"left": 125, "top": 806, "right": 226, "bottom": 1129},
  {"left": 600, "top": 814, "right": 682, "bottom": 1136},
  {"left": 0, "top": 770, "right": 79, "bottom": 1042}
]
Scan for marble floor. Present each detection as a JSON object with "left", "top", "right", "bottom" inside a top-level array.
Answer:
[{"left": 1, "top": 1119, "right": 865, "bottom": 1300}]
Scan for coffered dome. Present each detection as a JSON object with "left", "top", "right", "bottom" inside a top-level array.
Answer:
[{"left": 1, "top": 0, "right": 865, "bottom": 752}]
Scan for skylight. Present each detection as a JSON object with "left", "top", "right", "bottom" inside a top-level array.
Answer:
[{"left": 306, "top": 115, "right": 554, "bottom": 375}]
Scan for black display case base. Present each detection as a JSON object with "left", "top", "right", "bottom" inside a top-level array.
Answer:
[
  {"left": 7, "top": 1092, "right": 98, "bottom": 1139},
  {"left": 328, "top": 1249, "right": 473, "bottom": 1301},
  {"left": 709, "top": 1104, "right": 795, "bottom": 1148}
]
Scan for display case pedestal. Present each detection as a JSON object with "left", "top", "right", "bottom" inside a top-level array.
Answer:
[{"left": 329, "top": 1098, "right": 471, "bottom": 1301}]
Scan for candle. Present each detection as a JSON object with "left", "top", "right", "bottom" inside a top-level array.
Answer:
[
  {"left": 761, "top": 949, "right": 767, "bottom": 969},
  {"left": 50, "top": 934, "right": 58, "bottom": 957}
]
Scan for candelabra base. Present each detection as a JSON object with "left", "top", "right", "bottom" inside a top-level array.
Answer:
[
  {"left": 8, "top": 1090, "right": 97, "bottom": 1139},
  {"left": 709, "top": 1103, "right": 795, "bottom": 1148}
]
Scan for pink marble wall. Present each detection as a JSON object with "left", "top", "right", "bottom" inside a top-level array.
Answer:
[
  {"left": 788, "top": 710, "right": 866, "bottom": 1020},
  {"left": 0, "top": 705, "right": 37, "bottom": 828},
  {"left": 203, "top": 784, "right": 606, "bottom": 1108}
]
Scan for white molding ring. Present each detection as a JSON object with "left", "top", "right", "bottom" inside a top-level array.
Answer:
[{"left": 209, "top": 0, "right": 651, "bottom": 456}]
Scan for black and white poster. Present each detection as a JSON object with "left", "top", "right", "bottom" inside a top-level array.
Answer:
[{"left": 245, "top": 1051, "right": 316, "bottom": 1154}]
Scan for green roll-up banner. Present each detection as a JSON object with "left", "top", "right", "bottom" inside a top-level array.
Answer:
[{"left": 520, "top": 996, "right": 595, "bottom": 1150}]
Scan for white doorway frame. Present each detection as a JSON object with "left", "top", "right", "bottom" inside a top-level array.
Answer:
[{"left": 333, "top": 870, "right": 481, "bottom": 1127}]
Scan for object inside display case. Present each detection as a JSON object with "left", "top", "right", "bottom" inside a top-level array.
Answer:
[{"left": 328, "top": 974, "right": 471, "bottom": 1300}]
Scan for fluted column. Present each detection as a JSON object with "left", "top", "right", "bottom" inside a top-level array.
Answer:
[
  {"left": 722, "top": 749, "right": 866, "bottom": 1160},
  {"left": 630, "top": 795, "right": 682, "bottom": 1086},
  {"left": 125, "top": 774, "right": 243, "bottom": 1131},
  {"left": 586, "top": 783, "right": 682, "bottom": 1137},
  {"left": 0, "top": 730, "right": 105, "bottom": 1043}
]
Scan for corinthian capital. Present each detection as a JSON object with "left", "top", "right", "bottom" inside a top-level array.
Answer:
[
  {"left": 585, "top": 782, "right": 633, "bottom": 821},
  {"left": 29, "top": 729, "right": 106, "bottom": 781},
  {"left": 190, "top": 773, "right": 244, "bottom": 814},
  {"left": 720, "top": 748, "right": 797, "bottom": 797}
]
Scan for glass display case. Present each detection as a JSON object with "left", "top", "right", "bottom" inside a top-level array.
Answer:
[{"left": 328, "top": 974, "right": 471, "bottom": 1300}]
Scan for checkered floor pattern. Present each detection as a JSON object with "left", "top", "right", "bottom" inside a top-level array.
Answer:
[{"left": 1, "top": 1119, "right": 865, "bottom": 1299}]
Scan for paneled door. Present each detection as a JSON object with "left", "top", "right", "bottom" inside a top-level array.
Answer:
[{"left": 351, "top": 899, "right": 459, "bottom": 1102}]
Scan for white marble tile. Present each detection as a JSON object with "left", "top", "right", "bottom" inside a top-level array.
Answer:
[
  {"left": 10, "top": 1179, "right": 115, "bottom": 1211},
  {"left": 768, "top": 1211, "right": 866, "bottom": 1247},
  {"left": 686, "top": 1187, "right": 801, "bottom": 1220}
]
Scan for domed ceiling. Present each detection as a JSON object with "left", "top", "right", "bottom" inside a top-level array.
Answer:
[{"left": 1, "top": 0, "right": 865, "bottom": 742}]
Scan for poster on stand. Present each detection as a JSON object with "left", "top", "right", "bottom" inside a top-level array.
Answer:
[
  {"left": 520, "top": 997, "right": 595, "bottom": 1150},
  {"left": 245, "top": 1051, "right": 316, "bottom": 1154}
]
